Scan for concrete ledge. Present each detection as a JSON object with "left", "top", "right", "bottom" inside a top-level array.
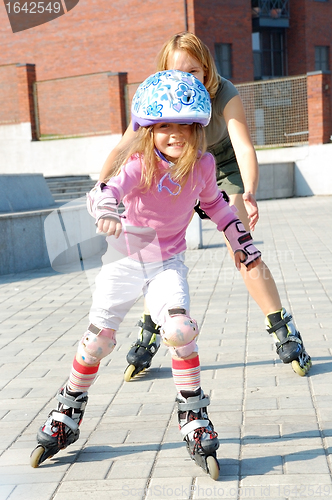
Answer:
[
  {"left": 44, "top": 199, "right": 106, "bottom": 274},
  {"left": 0, "top": 200, "right": 106, "bottom": 276},
  {"left": 0, "top": 207, "right": 55, "bottom": 275},
  {"left": 0, "top": 198, "right": 204, "bottom": 276},
  {"left": 0, "top": 174, "right": 55, "bottom": 212},
  {"left": 256, "top": 162, "right": 294, "bottom": 200},
  {"left": 256, "top": 143, "right": 332, "bottom": 196}
]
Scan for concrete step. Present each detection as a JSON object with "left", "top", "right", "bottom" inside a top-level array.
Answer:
[
  {"left": 50, "top": 193, "right": 89, "bottom": 202},
  {"left": 45, "top": 175, "right": 93, "bottom": 183},
  {"left": 48, "top": 185, "right": 93, "bottom": 194},
  {"left": 44, "top": 176, "right": 125, "bottom": 213},
  {"left": 45, "top": 175, "right": 95, "bottom": 203}
]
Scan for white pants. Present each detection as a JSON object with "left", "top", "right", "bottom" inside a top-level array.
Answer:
[{"left": 89, "top": 253, "right": 190, "bottom": 331}]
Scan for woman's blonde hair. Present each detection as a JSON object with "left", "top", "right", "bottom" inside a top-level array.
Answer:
[
  {"left": 108, "top": 123, "right": 207, "bottom": 191},
  {"left": 156, "top": 32, "right": 220, "bottom": 99}
]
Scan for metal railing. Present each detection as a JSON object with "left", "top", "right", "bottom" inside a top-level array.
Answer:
[
  {"left": 252, "top": 0, "right": 289, "bottom": 19},
  {"left": 237, "top": 75, "right": 308, "bottom": 147},
  {"left": 126, "top": 74, "right": 309, "bottom": 148}
]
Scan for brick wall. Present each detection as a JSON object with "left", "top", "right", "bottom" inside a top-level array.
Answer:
[
  {"left": 0, "top": 0, "right": 186, "bottom": 84},
  {"left": 0, "top": 0, "right": 254, "bottom": 86},
  {"left": 2, "top": 63, "right": 331, "bottom": 144},
  {"left": 307, "top": 72, "right": 331, "bottom": 145},
  {"left": 288, "top": 0, "right": 332, "bottom": 77},
  {"left": 0, "top": 63, "right": 36, "bottom": 138},
  {"left": 35, "top": 71, "right": 127, "bottom": 138},
  {"left": 287, "top": 0, "right": 308, "bottom": 75},
  {"left": 17, "top": 64, "right": 37, "bottom": 139},
  {"left": 0, "top": 64, "right": 20, "bottom": 125},
  {"left": 194, "top": 0, "right": 254, "bottom": 84},
  {"left": 287, "top": 0, "right": 332, "bottom": 125},
  {"left": 1, "top": 0, "right": 331, "bottom": 144}
]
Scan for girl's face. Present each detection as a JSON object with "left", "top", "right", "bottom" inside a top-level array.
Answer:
[
  {"left": 153, "top": 123, "right": 192, "bottom": 162},
  {"left": 166, "top": 50, "right": 205, "bottom": 84}
]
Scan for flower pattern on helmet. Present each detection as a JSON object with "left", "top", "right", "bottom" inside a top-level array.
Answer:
[
  {"left": 131, "top": 70, "right": 211, "bottom": 131},
  {"left": 176, "top": 83, "right": 196, "bottom": 106},
  {"left": 147, "top": 101, "right": 163, "bottom": 118}
]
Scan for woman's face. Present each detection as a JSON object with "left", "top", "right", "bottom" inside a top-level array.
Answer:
[{"left": 166, "top": 50, "right": 205, "bottom": 84}]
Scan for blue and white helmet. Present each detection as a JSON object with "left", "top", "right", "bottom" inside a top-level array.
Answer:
[{"left": 131, "top": 70, "right": 211, "bottom": 131}]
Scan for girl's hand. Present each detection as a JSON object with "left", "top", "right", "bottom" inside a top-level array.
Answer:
[
  {"left": 97, "top": 218, "right": 122, "bottom": 238},
  {"left": 242, "top": 192, "right": 259, "bottom": 231}
]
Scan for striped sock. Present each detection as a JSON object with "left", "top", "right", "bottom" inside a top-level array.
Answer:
[
  {"left": 171, "top": 355, "right": 201, "bottom": 393},
  {"left": 68, "top": 357, "right": 99, "bottom": 392}
]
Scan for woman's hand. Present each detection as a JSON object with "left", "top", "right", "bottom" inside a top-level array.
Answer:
[{"left": 242, "top": 191, "right": 259, "bottom": 231}]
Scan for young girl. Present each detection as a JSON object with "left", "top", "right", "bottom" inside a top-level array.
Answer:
[
  {"left": 30, "top": 70, "right": 261, "bottom": 479},
  {"left": 100, "top": 32, "right": 312, "bottom": 379}
]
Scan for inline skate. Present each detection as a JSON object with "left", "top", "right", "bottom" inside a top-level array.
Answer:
[
  {"left": 124, "top": 314, "right": 161, "bottom": 381},
  {"left": 176, "top": 389, "right": 220, "bottom": 480},
  {"left": 266, "top": 308, "right": 312, "bottom": 376},
  {"left": 30, "top": 386, "right": 88, "bottom": 468}
]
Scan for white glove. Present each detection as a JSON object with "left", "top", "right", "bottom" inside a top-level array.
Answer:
[{"left": 86, "top": 182, "right": 120, "bottom": 225}]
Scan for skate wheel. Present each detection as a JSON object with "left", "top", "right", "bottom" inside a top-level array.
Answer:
[
  {"left": 291, "top": 359, "right": 311, "bottom": 376},
  {"left": 206, "top": 455, "right": 219, "bottom": 480},
  {"left": 30, "top": 445, "right": 45, "bottom": 468},
  {"left": 124, "top": 364, "right": 136, "bottom": 382}
]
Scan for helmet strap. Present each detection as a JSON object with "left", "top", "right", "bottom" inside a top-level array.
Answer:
[{"left": 154, "top": 147, "right": 174, "bottom": 167}]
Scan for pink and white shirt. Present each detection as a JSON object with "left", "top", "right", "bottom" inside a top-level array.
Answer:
[{"left": 105, "top": 152, "right": 237, "bottom": 260}]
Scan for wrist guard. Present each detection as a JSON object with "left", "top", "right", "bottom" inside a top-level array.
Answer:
[
  {"left": 224, "top": 219, "right": 261, "bottom": 268},
  {"left": 86, "top": 182, "right": 120, "bottom": 224}
]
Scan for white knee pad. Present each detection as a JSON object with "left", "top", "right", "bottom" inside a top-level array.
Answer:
[
  {"left": 161, "top": 308, "right": 199, "bottom": 358},
  {"left": 78, "top": 324, "right": 117, "bottom": 365}
]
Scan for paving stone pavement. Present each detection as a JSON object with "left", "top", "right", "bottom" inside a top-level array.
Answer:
[{"left": 0, "top": 196, "right": 331, "bottom": 500}]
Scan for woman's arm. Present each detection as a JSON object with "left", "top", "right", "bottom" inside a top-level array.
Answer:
[
  {"left": 224, "top": 95, "right": 259, "bottom": 228},
  {"left": 98, "top": 122, "right": 137, "bottom": 182}
]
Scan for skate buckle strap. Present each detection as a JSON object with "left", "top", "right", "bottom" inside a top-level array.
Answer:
[
  {"left": 177, "top": 395, "right": 210, "bottom": 412},
  {"left": 137, "top": 319, "right": 160, "bottom": 335},
  {"left": 51, "top": 411, "right": 79, "bottom": 432},
  {"left": 88, "top": 323, "right": 103, "bottom": 335},
  {"left": 56, "top": 392, "right": 86, "bottom": 410},
  {"left": 168, "top": 308, "right": 186, "bottom": 316},
  {"left": 277, "top": 336, "right": 302, "bottom": 347},
  {"left": 266, "top": 314, "right": 292, "bottom": 334},
  {"left": 180, "top": 418, "right": 210, "bottom": 438}
]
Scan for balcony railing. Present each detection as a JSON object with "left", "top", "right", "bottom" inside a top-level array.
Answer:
[{"left": 252, "top": 0, "right": 289, "bottom": 27}]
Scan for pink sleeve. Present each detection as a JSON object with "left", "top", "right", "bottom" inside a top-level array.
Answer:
[
  {"left": 105, "top": 158, "right": 142, "bottom": 202},
  {"left": 198, "top": 153, "right": 238, "bottom": 231}
]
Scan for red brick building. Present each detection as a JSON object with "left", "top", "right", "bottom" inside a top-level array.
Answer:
[
  {"left": 0, "top": 0, "right": 331, "bottom": 83},
  {"left": 0, "top": 0, "right": 331, "bottom": 142}
]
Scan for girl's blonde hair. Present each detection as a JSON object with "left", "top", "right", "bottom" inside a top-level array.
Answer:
[
  {"left": 156, "top": 32, "right": 220, "bottom": 99},
  {"left": 106, "top": 32, "right": 214, "bottom": 187},
  {"left": 108, "top": 123, "right": 206, "bottom": 191}
]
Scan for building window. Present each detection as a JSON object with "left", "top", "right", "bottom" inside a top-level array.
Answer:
[
  {"left": 215, "top": 43, "right": 232, "bottom": 79},
  {"left": 315, "top": 46, "right": 330, "bottom": 71},
  {"left": 252, "top": 29, "right": 286, "bottom": 79},
  {"left": 252, "top": 32, "right": 262, "bottom": 79}
]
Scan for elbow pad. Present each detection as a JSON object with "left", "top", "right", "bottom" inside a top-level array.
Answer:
[
  {"left": 86, "top": 182, "right": 121, "bottom": 224},
  {"left": 224, "top": 219, "right": 261, "bottom": 268}
]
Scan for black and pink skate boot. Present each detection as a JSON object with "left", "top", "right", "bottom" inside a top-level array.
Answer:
[
  {"left": 176, "top": 388, "right": 220, "bottom": 480},
  {"left": 30, "top": 386, "right": 88, "bottom": 467}
]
